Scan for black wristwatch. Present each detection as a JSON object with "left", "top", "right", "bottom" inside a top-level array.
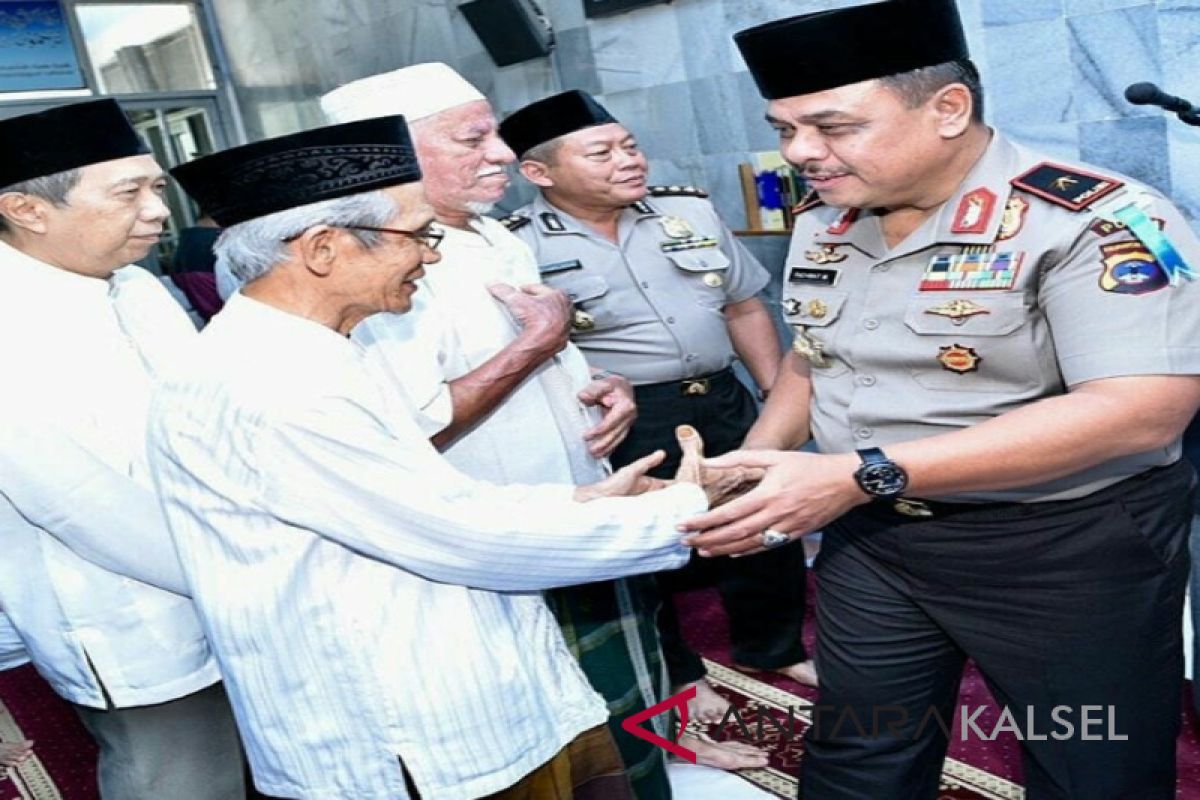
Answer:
[{"left": 853, "top": 448, "right": 909, "bottom": 499}]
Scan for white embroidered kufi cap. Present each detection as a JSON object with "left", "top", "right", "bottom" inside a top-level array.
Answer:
[{"left": 320, "top": 62, "right": 486, "bottom": 124}]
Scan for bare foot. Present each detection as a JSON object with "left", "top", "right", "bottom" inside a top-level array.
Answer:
[
  {"left": 735, "top": 659, "right": 819, "bottom": 687},
  {"left": 682, "top": 733, "right": 770, "bottom": 770},
  {"left": 0, "top": 740, "right": 33, "bottom": 769},
  {"left": 681, "top": 677, "right": 730, "bottom": 724},
  {"left": 774, "top": 659, "right": 819, "bottom": 687}
]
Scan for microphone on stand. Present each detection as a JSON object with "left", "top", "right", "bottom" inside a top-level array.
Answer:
[{"left": 1124, "top": 82, "right": 1200, "bottom": 126}]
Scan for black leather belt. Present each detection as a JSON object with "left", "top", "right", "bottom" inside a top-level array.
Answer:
[{"left": 634, "top": 368, "right": 738, "bottom": 399}]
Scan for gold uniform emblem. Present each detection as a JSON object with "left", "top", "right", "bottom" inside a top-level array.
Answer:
[
  {"left": 997, "top": 196, "right": 1030, "bottom": 241},
  {"left": 572, "top": 309, "right": 596, "bottom": 331},
  {"left": 806, "top": 299, "right": 828, "bottom": 319},
  {"left": 703, "top": 272, "right": 724, "bottom": 288},
  {"left": 924, "top": 299, "right": 990, "bottom": 325},
  {"left": 660, "top": 215, "right": 695, "bottom": 240},
  {"left": 792, "top": 328, "right": 830, "bottom": 368},
  {"left": 804, "top": 245, "right": 848, "bottom": 265}
]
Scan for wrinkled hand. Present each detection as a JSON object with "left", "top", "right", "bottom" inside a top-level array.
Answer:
[
  {"left": 678, "top": 450, "right": 867, "bottom": 557},
  {"left": 574, "top": 450, "right": 670, "bottom": 502},
  {"left": 0, "top": 739, "right": 34, "bottom": 769},
  {"left": 579, "top": 373, "right": 637, "bottom": 458},
  {"left": 488, "top": 283, "right": 572, "bottom": 359},
  {"left": 674, "top": 425, "right": 765, "bottom": 508}
]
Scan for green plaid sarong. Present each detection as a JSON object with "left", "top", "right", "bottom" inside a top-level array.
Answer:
[{"left": 546, "top": 574, "right": 672, "bottom": 800}]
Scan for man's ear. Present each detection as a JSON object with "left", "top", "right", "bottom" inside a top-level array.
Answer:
[
  {"left": 520, "top": 160, "right": 554, "bottom": 189},
  {"left": 932, "top": 83, "right": 975, "bottom": 140},
  {"left": 293, "top": 225, "right": 341, "bottom": 278},
  {"left": 0, "top": 193, "right": 50, "bottom": 234}
]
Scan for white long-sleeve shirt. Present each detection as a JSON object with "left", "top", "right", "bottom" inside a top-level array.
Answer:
[
  {"left": 148, "top": 292, "right": 704, "bottom": 800},
  {"left": 0, "top": 242, "right": 217, "bottom": 708}
]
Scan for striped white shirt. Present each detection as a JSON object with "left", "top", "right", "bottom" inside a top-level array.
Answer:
[{"left": 148, "top": 293, "right": 703, "bottom": 799}]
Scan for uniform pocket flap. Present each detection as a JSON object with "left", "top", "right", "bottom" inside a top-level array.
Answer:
[
  {"left": 556, "top": 275, "right": 610, "bottom": 303},
  {"left": 665, "top": 250, "right": 732, "bottom": 273}
]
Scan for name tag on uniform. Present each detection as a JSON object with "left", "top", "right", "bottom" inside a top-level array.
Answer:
[
  {"left": 919, "top": 252, "right": 1023, "bottom": 291},
  {"left": 788, "top": 267, "right": 840, "bottom": 287},
  {"left": 661, "top": 237, "right": 719, "bottom": 253},
  {"left": 538, "top": 259, "right": 583, "bottom": 275}
]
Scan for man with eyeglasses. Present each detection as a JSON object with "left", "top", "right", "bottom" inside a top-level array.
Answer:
[
  {"left": 320, "top": 65, "right": 728, "bottom": 795},
  {"left": 160, "top": 114, "right": 757, "bottom": 800}
]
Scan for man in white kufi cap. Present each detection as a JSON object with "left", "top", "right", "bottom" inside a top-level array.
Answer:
[{"left": 322, "top": 64, "right": 750, "bottom": 795}]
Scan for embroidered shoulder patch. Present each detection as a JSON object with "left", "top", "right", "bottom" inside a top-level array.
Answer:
[
  {"left": 648, "top": 185, "right": 709, "bottom": 198},
  {"left": 1011, "top": 162, "right": 1124, "bottom": 212},
  {"left": 499, "top": 213, "right": 531, "bottom": 231}
]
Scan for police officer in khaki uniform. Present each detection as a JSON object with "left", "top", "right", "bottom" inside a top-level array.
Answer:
[
  {"left": 680, "top": 1, "right": 1200, "bottom": 798},
  {"left": 498, "top": 91, "right": 816, "bottom": 731}
]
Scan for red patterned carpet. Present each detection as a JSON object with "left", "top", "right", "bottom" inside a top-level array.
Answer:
[
  {"left": 675, "top": 574, "right": 1200, "bottom": 799},
  {"left": 0, "top": 665, "right": 97, "bottom": 800}
]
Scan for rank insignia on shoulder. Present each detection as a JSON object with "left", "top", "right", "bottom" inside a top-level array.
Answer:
[
  {"left": 792, "top": 191, "right": 823, "bottom": 216},
  {"left": 1011, "top": 162, "right": 1124, "bottom": 212},
  {"left": 499, "top": 213, "right": 531, "bottom": 231},
  {"left": 1098, "top": 240, "right": 1169, "bottom": 295},
  {"left": 538, "top": 259, "right": 583, "bottom": 276},
  {"left": 539, "top": 212, "right": 566, "bottom": 232},
  {"left": 649, "top": 185, "right": 709, "bottom": 198},
  {"left": 937, "top": 344, "right": 981, "bottom": 374},
  {"left": 631, "top": 200, "right": 655, "bottom": 215}
]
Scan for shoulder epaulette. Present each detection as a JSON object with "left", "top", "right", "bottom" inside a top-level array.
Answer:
[
  {"left": 648, "top": 185, "right": 709, "bottom": 199},
  {"left": 791, "top": 190, "right": 823, "bottom": 216},
  {"left": 498, "top": 213, "right": 531, "bottom": 232},
  {"left": 1011, "top": 162, "right": 1124, "bottom": 212}
]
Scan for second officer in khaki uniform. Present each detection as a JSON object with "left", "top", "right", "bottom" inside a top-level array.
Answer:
[{"left": 499, "top": 91, "right": 814, "bottom": 741}]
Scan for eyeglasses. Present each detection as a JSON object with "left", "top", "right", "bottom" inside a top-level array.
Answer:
[
  {"left": 281, "top": 224, "right": 444, "bottom": 250},
  {"left": 343, "top": 224, "right": 444, "bottom": 251}
]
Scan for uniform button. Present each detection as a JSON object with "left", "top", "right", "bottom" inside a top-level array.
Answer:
[
  {"left": 855, "top": 427, "right": 874, "bottom": 440},
  {"left": 685, "top": 354, "right": 697, "bottom": 362},
  {"left": 857, "top": 375, "right": 877, "bottom": 387},
  {"left": 667, "top": 316, "right": 676, "bottom": 324},
  {"left": 863, "top": 318, "right": 880, "bottom": 330},
  {"left": 641, "top": 281, "right": 650, "bottom": 288}
]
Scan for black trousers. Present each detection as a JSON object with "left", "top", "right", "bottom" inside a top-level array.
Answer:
[
  {"left": 610, "top": 369, "right": 808, "bottom": 685},
  {"left": 802, "top": 459, "right": 1194, "bottom": 800}
]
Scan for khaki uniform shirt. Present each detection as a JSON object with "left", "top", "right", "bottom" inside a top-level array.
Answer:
[
  {"left": 784, "top": 131, "right": 1200, "bottom": 502},
  {"left": 509, "top": 191, "right": 769, "bottom": 385}
]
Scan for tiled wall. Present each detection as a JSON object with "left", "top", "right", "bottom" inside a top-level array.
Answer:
[{"left": 209, "top": 0, "right": 1200, "bottom": 234}]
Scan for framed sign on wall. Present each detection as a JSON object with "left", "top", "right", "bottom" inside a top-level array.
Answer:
[{"left": 0, "top": 0, "right": 85, "bottom": 91}]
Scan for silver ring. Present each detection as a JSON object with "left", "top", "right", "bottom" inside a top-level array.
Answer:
[{"left": 761, "top": 529, "right": 790, "bottom": 549}]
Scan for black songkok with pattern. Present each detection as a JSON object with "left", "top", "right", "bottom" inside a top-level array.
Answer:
[{"left": 170, "top": 115, "right": 420, "bottom": 227}]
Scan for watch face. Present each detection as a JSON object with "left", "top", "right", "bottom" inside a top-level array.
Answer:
[{"left": 857, "top": 463, "right": 908, "bottom": 497}]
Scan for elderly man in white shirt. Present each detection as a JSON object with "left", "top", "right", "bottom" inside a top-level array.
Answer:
[
  {"left": 163, "top": 116, "right": 754, "bottom": 800},
  {"left": 0, "top": 100, "right": 243, "bottom": 798},
  {"left": 319, "top": 63, "right": 758, "bottom": 791}
]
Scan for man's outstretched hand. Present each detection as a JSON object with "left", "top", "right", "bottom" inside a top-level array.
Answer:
[{"left": 675, "top": 425, "right": 763, "bottom": 508}]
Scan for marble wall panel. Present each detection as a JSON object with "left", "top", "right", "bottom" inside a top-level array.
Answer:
[
  {"left": 980, "top": 18, "right": 1076, "bottom": 125},
  {"left": 1067, "top": 6, "right": 1161, "bottom": 121},
  {"left": 980, "top": 0, "right": 1062, "bottom": 26},
  {"left": 591, "top": 4, "right": 685, "bottom": 94},
  {"left": 1080, "top": 115, "right": 1171, "bottom": 194}
]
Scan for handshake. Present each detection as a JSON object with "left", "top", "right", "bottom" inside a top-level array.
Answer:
[{"left": 573, "top": 425, "right": 764, "bottom": 508}]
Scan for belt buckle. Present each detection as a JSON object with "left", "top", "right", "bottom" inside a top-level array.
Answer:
[
  {"left": 893, "top": 498, "right": 934, "bottom": 518},
  {"left": 681, "top": 378, "right": 710, "bottom": 397}
]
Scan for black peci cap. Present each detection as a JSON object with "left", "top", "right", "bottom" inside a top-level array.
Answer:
[
  {"left": 0, "top": 99, "right": 149, "bottom": 188},
  {"left": 500, "top": 90, "right": 618, "bottom": 159},
  {"left": 171, "top": 115, "right": 421, "bottom": 227},
  {"left": 735, "top": 0, "right": 970, "bottom": 100}
]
